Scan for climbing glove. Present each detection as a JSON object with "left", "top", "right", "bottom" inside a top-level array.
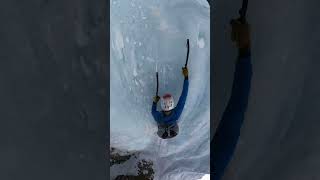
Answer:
[
  {"left": 153, "top": 95, "right": 160, "bottom": 103},
  {"left": 182, "top": 67, "right": 188, "bottom": 78},
  {"left": 230, "top": 19, "right": 251, "bottom": 50}
]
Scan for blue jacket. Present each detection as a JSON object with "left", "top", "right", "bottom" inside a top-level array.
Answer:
[
  {"left": 151, "top": 78, "right": 189, "bottom": 125},
  {"left": 212, "top": 54, "right": 252, "bottom": 180}
]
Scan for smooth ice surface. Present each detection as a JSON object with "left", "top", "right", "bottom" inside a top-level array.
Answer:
[
  {"left": 111, "top": 0, "right": 210, "bottom": 179},
  {"left": 213, "top": 0, "right": 320, "bottom": 179}
]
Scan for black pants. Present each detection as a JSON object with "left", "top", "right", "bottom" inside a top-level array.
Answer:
[{"left": 157, "top": 123, "right": 179, "bottom": 139}]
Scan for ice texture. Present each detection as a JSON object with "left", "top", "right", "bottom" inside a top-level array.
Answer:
[{"left": 111, "top": 0, "right": 210, "bottom": 179}]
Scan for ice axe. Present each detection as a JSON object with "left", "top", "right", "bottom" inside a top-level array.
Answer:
[
  {"left": 185, "top": 39, "right": 190, "bottom": 67},
  {"left": 155, "top": 72, "right": 159, "bottom": 97},
  {"left": 231, "top": 0, "right": 248, "bottom": 25},
  {"left": 234, "top": 0, "right": 248, "bottom": 24}
]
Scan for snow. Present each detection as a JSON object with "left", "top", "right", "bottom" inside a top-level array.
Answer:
[
  {"left": 110, "top": 155, "right": 140, "bottom": 179},
  {"left": 198, "top": 174, "right": 210, "bottom": 180},
  {"left": 111, "top": 0, "right": 210, "bottom": 179}
]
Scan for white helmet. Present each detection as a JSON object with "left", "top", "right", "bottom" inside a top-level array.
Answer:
[{"left": 161, "top": 93, "right": 175, "bottom": 111}]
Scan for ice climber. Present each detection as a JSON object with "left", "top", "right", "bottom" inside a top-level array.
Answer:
[
  {"left": 151, "top": 67, "right": 189, "bottom": 139},
  {"left": 211, "top": 18, "right": 253, "bottom": 179}
]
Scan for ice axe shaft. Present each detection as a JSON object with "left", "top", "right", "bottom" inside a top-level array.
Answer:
[
  {"left": 239, "top": 0, "right": 248, "bottom": 23},
  {"left": 156, "top": 72, "right": 159, "bottom": 96},
  {"left": 185, "top": 39, "right": 190, "bottom": 67}
]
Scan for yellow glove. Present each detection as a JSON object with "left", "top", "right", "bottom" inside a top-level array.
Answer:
[
  {"left": 182, "top": 67, "right": 188, "bottom": 78},
  {"left": 153, "top": 95, "right": 160, "bottom": 103},
  {"left": 231, "top": 19, "right": 251, "bottom": 49}
]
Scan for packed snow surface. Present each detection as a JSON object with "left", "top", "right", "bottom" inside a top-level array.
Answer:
[
  {"left": 199, "top": 174, "right": 210, "bottom": 180},
  {"left": 111, "top": 0, "right": 210, "bottom": 179}
]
